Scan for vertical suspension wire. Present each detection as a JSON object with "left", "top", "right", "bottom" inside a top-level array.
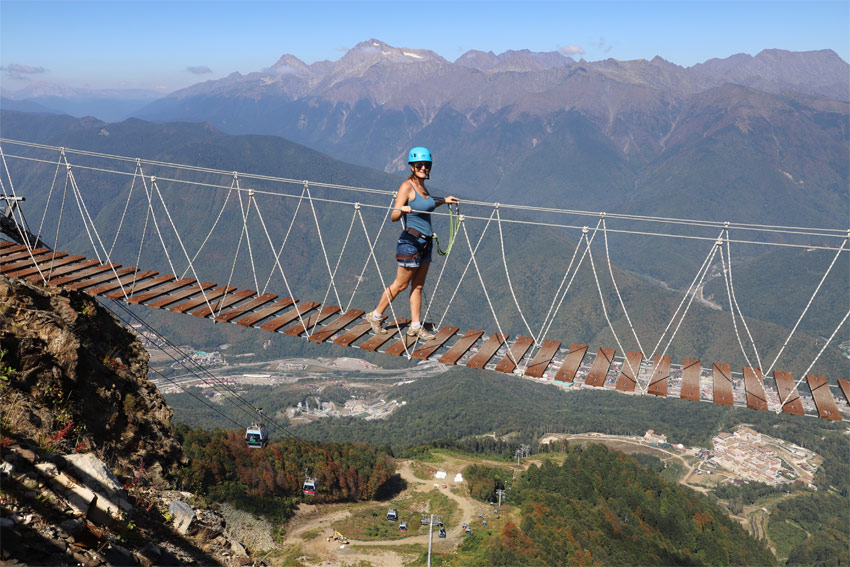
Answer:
[
  {"left": 107, "top": 161, "right": 141, "bottom": 258},
  {"left": 183, "top": 171, "right": 238, "bottom": 278},
  {"left": 63, "top": 154, "right": 135, "bottom": 298},
  {"left": 250, "top": 196, "right": 308, "bottom": 331},
  {"left": 0, "top": 145, "right": 48, "bottom": 283},
  {"left": 344, "top": 195, "right": 395, "bottom": 312},
  {"left": 221, "top": 187, "right": 252, "bottom": 301},
  {"left": 583, "top": 227, "right": 638, "bottom": 386},
  {"left": 722, "top": 228, "right": 763, "bottom": 371},
  {"left": 495, "top": 204, "right": 538, "bottom": 345},
  {"left": 304, "top": 182, "right": 343, "bottom": 308},
  {"left": 533, "top": 221, "right": 600, "bottom": 354},
  {"left": 35, "top": 150, "right": 64, "bottom": 242},
  {"left": 646, "top": 230, "right": 724, "bottom": 362},
  {"left": 458, "top": 207, "right": 520, "bottom": 366},
  {"left": 601, "top": 216, "right": 646, "bottom": 357},
  {"left": 317, "top": 203, "right": 358, "bottom": 328},
  {"left": 261, "top": 183, "right": 308, "bottom": 295},
  {"left": 434, "top": 208, "right": 496, "bottom": 333},
  {"left": 718, "top": 239, "right": 755, "bottom": 370},
  {"left": 639, "top": 238, "right": 723, "bottom": 395},
  {"left": 764, "top": 234, "right": 849, "bottom": 377},
  {"left": 147, "top": 175, "right": 218, "bottom": 316}
]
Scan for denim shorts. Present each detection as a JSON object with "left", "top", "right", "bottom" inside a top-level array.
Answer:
[{"left": 396, "top": 230, "right": 432, "bottom": 268}]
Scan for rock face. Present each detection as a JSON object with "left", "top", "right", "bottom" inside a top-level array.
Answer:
[
  {"left": 0, "top": 274, "right": 266, "bottom": 566},
  {"left": 0, "top": 274, "right": 184, "bottom": 483}
]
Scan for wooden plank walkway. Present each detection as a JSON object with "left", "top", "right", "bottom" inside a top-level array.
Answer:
[{"left": 1, "top": 241, "right": 844, "bottom": 422}]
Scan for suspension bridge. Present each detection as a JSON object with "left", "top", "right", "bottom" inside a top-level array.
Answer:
[{"left": 1, "top": 138, "right": 848, "bottom": 425}]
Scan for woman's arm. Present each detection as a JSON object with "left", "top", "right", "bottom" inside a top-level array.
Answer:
[
  {"left": 391, "top": 182, "right": 413, "bottom": 222},
  {"left": 435, "top": 195, "right": 460, "bottom": 207}
]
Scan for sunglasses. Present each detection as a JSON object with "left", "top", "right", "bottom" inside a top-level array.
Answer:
[{"left": 413, "top": 162, "right": 432, "bottom": 170}]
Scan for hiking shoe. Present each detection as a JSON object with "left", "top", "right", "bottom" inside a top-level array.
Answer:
[
  {"left": 365, "top": 312, "right": 387, "bottom": 334},
  {"left": 407, "top": 325, "right": 435, "bottom": 341}
]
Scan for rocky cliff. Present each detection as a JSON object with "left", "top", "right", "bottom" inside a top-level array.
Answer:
[{"left": 0, "top": 274, "right": 266, "bottom": 566}]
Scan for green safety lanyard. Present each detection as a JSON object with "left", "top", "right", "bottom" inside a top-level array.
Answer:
[{"left": 434, "top": 203, "right": 460, "bottom": 256}]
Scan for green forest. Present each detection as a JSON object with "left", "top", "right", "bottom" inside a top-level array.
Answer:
[{"left": 485, "top": 445, "right": 777, "bottom": 566}]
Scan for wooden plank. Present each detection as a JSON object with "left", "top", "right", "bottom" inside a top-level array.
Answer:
[
  {"left": 191, "top": 289, "right": 256, "bottom": 319},
  {"left": 0, "top": 247, "right": 53, "bottom": 264},
  {"left": 214, "top": 293, "right": 278, "bottom": 322},
  {"left": 234, "top": 297, "right": 295, "bottom": 326},
  {"left": 712, "top": 362, "right": 733, "bottom": 406},
  {"left": 384, "top": 333, "right": 420, "bottom": 357},
  {"left": 838, "top": 379, "right": 850, "bottom": 406},
  {"left": 680, "top": 358, "right": 702, "bottom": 401},
  {"left": 524, "top": 340, "right": 561, "bottom": 378},
  {"left": 106, "top": 274, "right": 175, "bottom": 300},
  {"left": 806, "top": 374, "right": 842, "bottom": 421},
  {"left": 148, "top": 282, "right": 217, "bottom": 309},
  {"left": 495, "top": 336, "right": 534, "bottom": 374},
  {"left": 284, "top": 305, "right": 340, "bottom": 336},
  {"left": 86, "top": 270, "right": 159, "bottom": 297},
  {"left": 259, "top": 302, "right": 319, "bottom": 333},
  {"left": 0, "top": 250, "right": 62, "bottom": 273},
  {"left": 309, "top": 310, "right": 365, "bottom": 343},
  {"left": 27, "top": 258, "right": 101, "bottom": 281},
  {"left": 127, "top": 278, "right": 195, "bottom": 305},
  {"left": 466, "top": 333, "right": 508, "bottom": 369},
  {"left": 169, "top": 285, "right": 238, "bottom": 314},
  {"left": 743, "top": 367, "right": 768, "bottom": 411},
  {"left": 47, "top": 263, "right": 120, "bottom": 287},
  {"left": 411, "top": 326, "right": 460, "bottom": 360},
  {"left": 65, "top": 267, "right": 136, "bottom": 291},
  {"left": 0, "top": 241, "right": 21, "bottom": 254},
  {"left": 584, "top": 347, "right": 616, "bottom": 387},
  {"left": 7, "top": 255, "right": 87, "bottom": 278},
  {"left": 772, "top": 370, "right": 805, "bottom": 416},
  {"left": 647, "top": 354, "right": 672, "bottom": 396},
  {"left": 359, "top": 319, "right": 409, "bottom": 352},
  {"left": 333, "top": 321, "right": 374, "bottom": 347},
  {"left": 438, "top": 329, "right": 484, "bottom": 365},
  {"left": 615, "top": 351, "right": 644, "bottom": 392},
  {"left": 554, "top": 344, "right": 588, "bottom": 383}
]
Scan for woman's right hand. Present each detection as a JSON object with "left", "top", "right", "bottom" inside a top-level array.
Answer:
[{"left": 401, "top": 205, "right": 412, "bottom": 214}]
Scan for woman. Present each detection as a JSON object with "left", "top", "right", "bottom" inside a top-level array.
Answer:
[{"left": 365, "top": 147, "right": 460, "bottom": 340}]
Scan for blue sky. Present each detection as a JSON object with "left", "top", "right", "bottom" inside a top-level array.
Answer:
[{"left": 1, "top": 1, "right": 848, "bottom": 93}]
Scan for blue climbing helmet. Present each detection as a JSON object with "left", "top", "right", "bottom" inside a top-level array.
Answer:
[{"left": 408, "top": 146, "right": 432, "bottom": 163}]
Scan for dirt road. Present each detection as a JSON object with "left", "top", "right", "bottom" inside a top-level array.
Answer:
[{"left": 281, "top": 458, "right": 492, "bottom": 566}]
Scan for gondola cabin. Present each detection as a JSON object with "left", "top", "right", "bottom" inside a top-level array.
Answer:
[
  {"left": 302, "top": 477, "right": 317, "bottom": 496},
  {"left": 245, "top": 424, "right": 268, "bottom": 449}
]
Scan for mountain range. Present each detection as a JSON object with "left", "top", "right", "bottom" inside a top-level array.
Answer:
[{"left": 126, "top": 41, "right": 848, "bottom": 271}]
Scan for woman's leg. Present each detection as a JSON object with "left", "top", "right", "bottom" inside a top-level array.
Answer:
[
  {"left": 408, "top": 262, "right": 431, "bottom": 324},
  {"left": 375, "top": 265, "right": 416, "bottom": 315}
]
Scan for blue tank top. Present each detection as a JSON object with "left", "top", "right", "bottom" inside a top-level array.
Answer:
[{"left": 405, "top": 186, "right": 436, "bottom": 236}]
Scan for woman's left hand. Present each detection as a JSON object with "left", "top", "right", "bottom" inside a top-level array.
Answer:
[{"left": 444, "top": 196, "right": 460, "bottom": 205}]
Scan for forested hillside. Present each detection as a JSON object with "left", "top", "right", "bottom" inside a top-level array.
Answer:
[
  {"left": 487, "top": 445, "right": 777, "bottom": 566},
  {"left": 178, "top": 427, "right": 395, "bottom": 523}
]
